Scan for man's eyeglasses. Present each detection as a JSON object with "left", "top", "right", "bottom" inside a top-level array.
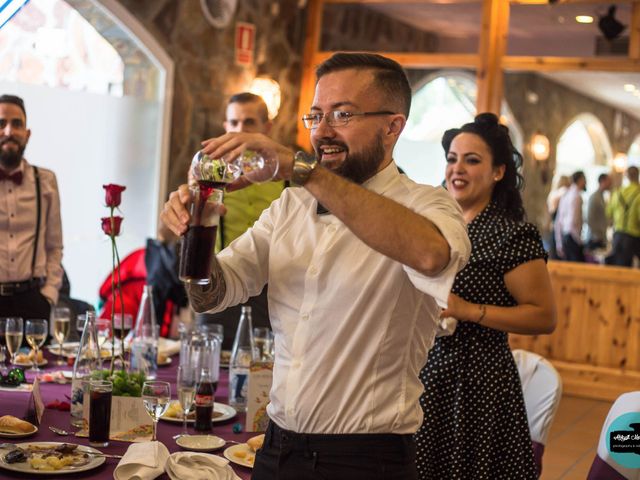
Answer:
[{"left": 301, "top": 110, "right": 395, "bottom": 130}]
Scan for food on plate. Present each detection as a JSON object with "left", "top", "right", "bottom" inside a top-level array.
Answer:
[
  {"left": 163, "top": 400, "right": 223, "bottom": 420},
  {"left": 232, "top": 448, "right": 255, "bottom": 466},
  {"left": 247, "top": 434, "right": 265, "bottom": 452},
  {"left": 220, "top": 350, "right": 231, "bottom": 365},
  {"left": 3, "top": 443, "right": 92, "bottom": 471},
  {"left": 0, "top": 415, "right": 36, "bottom": 434},
  {"left": 15, "top": 350, "right": 43, "bottom": 364},
  {"left": 158, "top": 352, "right": 168, "bottom": 364}
]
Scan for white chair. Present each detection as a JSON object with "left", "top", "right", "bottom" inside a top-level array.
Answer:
[
  {"left": 587, "top": 391, "right": 640, "bottom": 480},
  {"left": 512, "top": 349, "right": 563, "bottom": 477}
]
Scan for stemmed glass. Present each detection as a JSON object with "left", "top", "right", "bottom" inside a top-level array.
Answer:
[
  {"left": 176, "top": 366, "right": 196, "bottom": 438},
  {"left": 142, "top": 381, "right": 171, "bottom": 441},
  {"left": 52, "top": 307, "right": 70, "bottom": 365},
  {"left": 25, "top": 319, "right": 48, "bottom": 372},
  {"left": 5, "top": 317, "right": 23, "bottom": 366},
  {"left": 0, "top": 318, "right": 7, "bottom": 373},
  {"left": 95, "top": 319, "right": 111, "bottom": 368}
]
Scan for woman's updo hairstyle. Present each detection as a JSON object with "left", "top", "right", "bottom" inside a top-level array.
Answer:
[{"left": 441, "top": 112, "right": 525, "bottom": 222}]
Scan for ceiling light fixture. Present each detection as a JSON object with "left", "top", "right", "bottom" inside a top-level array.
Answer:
[
  {"left": 598, "top": 6, "right": 626, "bottom": 40},
  {"left": 624, "top": 84, "right": 636, "bottom": 92},
  {"left": 575, "top": 15, "right": 594, "bottom": 24}
]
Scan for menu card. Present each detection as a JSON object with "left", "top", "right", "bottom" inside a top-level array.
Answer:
[
  {"left": 25, "top": 377, "right": 44, "bottom": 425},
  {"left": 80, "top": 395, "right": 153, "bottom": 442},
  {"left": 246, "top": 362, "right": 273, "bottom": 432}
]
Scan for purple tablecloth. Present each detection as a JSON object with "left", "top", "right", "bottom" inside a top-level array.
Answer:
[{"left": 0, "top": 349, "right": 254, "bottom": 479}]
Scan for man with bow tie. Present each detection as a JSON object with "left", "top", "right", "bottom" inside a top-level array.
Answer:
[
  {"left": 163, "top": 53, "right": 470, "bottom": 479},
  {"left": 0, "top": 94, "right": 63, "bottom": 320}
]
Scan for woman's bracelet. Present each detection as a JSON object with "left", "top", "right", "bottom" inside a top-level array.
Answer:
[{"left": 477, "top": 304, "right": 487, "bottom": 324}]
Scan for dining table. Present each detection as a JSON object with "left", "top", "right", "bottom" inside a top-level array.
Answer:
[{"left": 0, "top": 346, "right": 255, "bottom": 479}]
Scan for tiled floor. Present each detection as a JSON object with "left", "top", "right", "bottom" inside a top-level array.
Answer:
[{"left": 540, "top": 394, "right": 612, "bottom": 480}]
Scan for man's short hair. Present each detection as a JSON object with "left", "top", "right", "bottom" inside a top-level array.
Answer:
[
  {"left": 628, "top": 166, "right": 639, "bottom": 182},
  {"left": 227, "top": 92, "right": 269, "bottom": 123},
  {"left": 598, "top": 173, "right": 610, "bottom": 183},
  {"left": 572, "top": 171, "right": 585, "bottom": 183},
  {"left": 0, "top": 94, "right": 26, "bottom": 119},
  {"left": 316, "top": 53, "right": 411, "bottom": 118}
]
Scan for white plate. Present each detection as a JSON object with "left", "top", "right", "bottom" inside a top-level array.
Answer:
[
  {"left": 160, "top": 401, "right": 236, "bottom": 423},
  {"left": 13, "top": 359, "right": 48, "bottom": 367},
  {"left": 223, "top": 443, "right": 254, "bottom": 468},
  {"left": 0, "top": 442, "right": 105, "bottom": 475},
  {"left": 176, "top": 434, "right": 226, "bottom": 452},
  {"left": 45, "top": 342, "right": 79, "bottom": 356},
  {"left": 0, "top": 424, "right": 38, "bottom": 439}
]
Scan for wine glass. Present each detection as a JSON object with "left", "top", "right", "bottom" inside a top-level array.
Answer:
[
  {"left": 52, "top": 307, "right": 70, "bottom": 365},
  {"left": 5, "top": 317, "right": 23, "bottom": 365},
  {"left": 142, "top": 381, "right": 171, "bottom": 441},
  {"left": 0, "top": 318, "right": 7, "bottom": 373},
  {"left": 176, "top": 366, "right": 196, "bottom": 438},
  {"left": 95, "top": 319, "right": 111, "bottom": 369},
  {"left": 25, "top": 319, "right": 48, "bottom": 373}
]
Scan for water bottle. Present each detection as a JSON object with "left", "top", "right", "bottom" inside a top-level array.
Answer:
[
  {"left": 130, "top": 285, "right": 158, "bottom": 379},
  {"left": 228, "top": 306, "right": 257, "bottom": 412},
  {"left": 70, "top": 311, "right": 99, "bottom": 427}
]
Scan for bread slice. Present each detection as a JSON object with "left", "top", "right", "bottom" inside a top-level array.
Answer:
[
  {"left": 247, "top": 433, "right": 265, "bottom": 452},
  {"left": 0, "top": 415, "right": 35, "bottom": 434}
]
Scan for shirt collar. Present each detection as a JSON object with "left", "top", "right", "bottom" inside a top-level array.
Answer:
[{"left": 361, "top": 161, "right": 401, "bottom": 195}]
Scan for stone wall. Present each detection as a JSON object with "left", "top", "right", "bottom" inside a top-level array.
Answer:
[{"left": 116, "top": 0, "right": 307, "bottom": 194}]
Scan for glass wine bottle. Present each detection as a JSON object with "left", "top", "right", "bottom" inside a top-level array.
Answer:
[
  {"left": 70, "top": 311, "right": 99, "bottom": 427},
  {"left": 130, "top": 285, "right": 159, "bottom": 380},
  {"left": 228, "top": 306, "right": 257, "bottom": 412}
]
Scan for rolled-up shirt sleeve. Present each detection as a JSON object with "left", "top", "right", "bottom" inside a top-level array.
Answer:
[{"left": 402, "top": 187, "right": 470, "bottom": 307}]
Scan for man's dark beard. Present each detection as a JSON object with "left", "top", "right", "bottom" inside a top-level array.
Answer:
[
  {"left": 316, "top": 132, "right": 385, "bottom": 184},
  {"left": 0, "top": 138, "right": 25, "bottom": 170}
]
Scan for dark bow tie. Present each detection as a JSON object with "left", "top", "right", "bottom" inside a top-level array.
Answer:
[
  {"left": 316, "top": 202, "right": 329, "bottom": 215},
  {"left": 0, "top": 170, "right": 22, "bottom": 185}
]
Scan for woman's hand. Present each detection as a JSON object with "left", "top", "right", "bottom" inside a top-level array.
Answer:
[{"left": 441, "top": 293, "right": 481, "bottom": 323}]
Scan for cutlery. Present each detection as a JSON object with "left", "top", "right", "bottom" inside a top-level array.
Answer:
[
  {"left": 49, "top": 426, "right": 76, "bottom": 436},
  {"left": 0, "top": 443, "right": 14, "bottom": 449},
  {"left": 79, "top": 450, "right": 123, "bottom": 459}
]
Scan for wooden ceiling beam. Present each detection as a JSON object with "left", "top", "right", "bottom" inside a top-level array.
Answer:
[
  {"left": 504, "top": 56, "right": 640, "bottom": 71},
  {"left": 630, "top": 2, "right": 640, "bottom": 59},
  {"left": 312, "top": 51, "right": 478, "bottom": 69}
]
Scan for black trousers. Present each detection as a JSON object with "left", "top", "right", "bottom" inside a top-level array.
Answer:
[
  {"left": 605, "top": 232, "right": 640, "bottom": 267},
  {"left": 561, "top": 234, "right": 585, "bottom": 262},
  {"left": 0, "top": 288, "right": 51, "bottom": 320},
  {"left": 252, "top": 422, "right": 418, "bottom": 480}
]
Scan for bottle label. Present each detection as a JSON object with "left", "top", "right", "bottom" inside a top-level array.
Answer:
[
  {"left": 195, "top": 394, "right": 213, "bottom": 406},
  {"left": 229, "top": 371, "right": 248, "bottom": 404},
  {"left": 70, "top": 378, "right": 87, "bottom": 418}
]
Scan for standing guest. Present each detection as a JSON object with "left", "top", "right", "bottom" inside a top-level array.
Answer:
[
  {"left": 586, "top": 173, "right": 612, "bottom": 251},
  {"left": 195, "top": 93, "right": 285, "bottom": 348},
  {"left": 0, "top": 94, "right": 63, "bottom": 319},
  {"left": 415, "top": 113, "right": 556, "bottom": 480},
  {"left": 546, "top": 175, "right": 570, "bottom": 259},
  {"left": 555, "top": 170, "right": 587, "bottom": 262},
  {"left": 162, "top": 52, "right": 470, "bottom": 480},
  {"left": 605, "top": 166, "right": 640, "bottom": 267}
]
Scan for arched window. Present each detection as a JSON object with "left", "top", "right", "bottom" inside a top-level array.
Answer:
[
  {"left": 628, "top": 134, "right": 640, "bottom": 168},
  {"left": 395, "top": 71, "right": 522, "bottom": 187},
  {"left": 555, "top": 113, "right": 612, "bottom": 198},
  {"left": 0, "top": 0, "right": 173, "bottom": 304}
]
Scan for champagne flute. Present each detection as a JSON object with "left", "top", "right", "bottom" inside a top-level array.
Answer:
[
  {"left": 52, "top": 307, "right": 70, "bottom": 365},
  {"left": 5, "top": 317, "right": 23, "bottom": 365},
  {"left": 142, "top": 381, "right": 171, "bottom": 441},
  {"left": 95, "top": 319, "right": 111, "bottom": 368},
  {"left": 0, "top": 318, "right": 7, "bottom": 373},
  {"left": 25, "top": 319, "right": 48, "bottom": 372},
  {"left": 176, "top": 366, "right": 196, "bottom": 438}
]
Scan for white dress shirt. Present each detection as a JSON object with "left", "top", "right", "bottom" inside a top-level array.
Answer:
[
  {"left": 210, "top": 163, "right": 470, "bottom": 434},
  {"left": 0, "top": 159, "right": 64, "bottom": 303},
  {"left": 555, "top": 184, "right": 583, "bottom": 249}
]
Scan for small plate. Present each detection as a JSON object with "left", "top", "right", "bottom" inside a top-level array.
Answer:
[
  {"left": 161, "top": 401, "right": 236, "bottom": 423},
  {"left": 13, "top": 359, "right": 48, "bottom": 367},
  {"left": 0, "top": 424, "right": 38, "bottom": 439},
  {"left": 176, "top": 434, "right": 226, "bottom": 452},
  {"left": 223, "top": 443, "right": 254, "bottom": 468},
  {"left": 46, "top": 342, "right": 79, "bottom": 356}
]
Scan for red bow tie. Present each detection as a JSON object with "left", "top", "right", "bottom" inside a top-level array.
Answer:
[{"left": 0, "top": 170, "right": 22, "bottom": 185}]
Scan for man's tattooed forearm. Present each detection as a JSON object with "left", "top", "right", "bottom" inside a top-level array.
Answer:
[{"left": 185, "top": 259, "right": 227, "bottom": 312}]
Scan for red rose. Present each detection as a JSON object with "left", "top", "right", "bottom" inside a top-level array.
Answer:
[
  {"left": 103, "top": 184, "right": 126, "bottom": 207},
  {"left": 101, "top": 216, "right": 123, "bottom": 236}
]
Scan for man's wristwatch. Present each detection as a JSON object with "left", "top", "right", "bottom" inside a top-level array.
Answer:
[{"left": 291, "top": 151, "right": 318, "bottom": 187}]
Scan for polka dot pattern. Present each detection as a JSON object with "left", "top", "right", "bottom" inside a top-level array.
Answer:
[{"left": 415, "top": 202, "right": 547, "bottom": 480}]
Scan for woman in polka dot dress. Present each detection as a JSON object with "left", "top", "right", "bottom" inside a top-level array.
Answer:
[{"left": 415, "top": 113, "right": 556, "bottom": 480}]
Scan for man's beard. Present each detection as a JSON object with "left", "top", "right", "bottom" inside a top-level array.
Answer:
[
  {"left": 0, "top": 137, "right": 25, "bottom": 170},
  {"left": 316, "top": 132, "right": 386, "bottom": 184}
]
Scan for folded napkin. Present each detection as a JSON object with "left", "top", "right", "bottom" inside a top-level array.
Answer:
[
  {"left": 166, "top": 452, "right": 241, "bottom": 480},
  {"left": 113, "top": 441, "right": 170, "bottom": 480},
  {"left": 158, "top": 337, "right": 181, "bottom": 357}
]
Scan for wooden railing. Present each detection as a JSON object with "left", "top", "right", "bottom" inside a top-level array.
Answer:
[{"left": 510, "top": 260, "right": 640, "bottom": 401}]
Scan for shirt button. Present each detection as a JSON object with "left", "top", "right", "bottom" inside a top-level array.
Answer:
[
  {"left": 10, "top": 213, "right": 14, "bottom": 218},
  {"left": 287, "top": 407, "right": 294, "bottom": 416},
  {"left": 301, "top": 314, "right": 309, "bottom": 321},
  {"left": 10, "top": 258, "right": 14, "bottom": 262},
  {"left": 309, "top": 266, "right": 317, "bottom": 275},
  {"left": 292, "top": 360, "right": 301, "bottom": 369},
  {"left": 328, "top": 225, "right": 336, "bottom": 233}
]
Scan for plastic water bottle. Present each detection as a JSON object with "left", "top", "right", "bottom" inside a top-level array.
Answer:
[
  {"left": 228, "top": 306, "right": 256, "bottom": 412},
  {"left": 130, "top": 285, "right": 158, "bottom": 379},
  {"left": 70, "top": 311, "right": 99, "bottom": 427}
]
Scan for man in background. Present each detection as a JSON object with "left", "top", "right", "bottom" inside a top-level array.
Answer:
[
  {"left": 606, "top": 166, "right": 640, "bottom": 267},
  {"left": 586, "top": 172, "right": 611, "bottom": 251},
  {"left": 0, "top": 94, "right": 63, "bottom": 319},
  {"left": 196, "top": 93, "right": 285, "bottom": 348},
  {"left": 555, "top": 170, "right": 586, "bottom": 262}
]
